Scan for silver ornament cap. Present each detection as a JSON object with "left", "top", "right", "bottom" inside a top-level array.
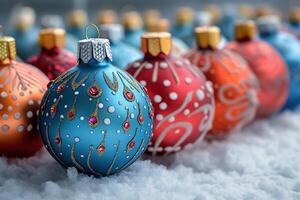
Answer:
[
  {"left": 77, "top": 24, "right": 113, "bottom": 64},
  {"left": 99, "top": 24, "right": 124, "bottom": 44},
  {"left": 256, "top": 15, "right": 280, "bottom": 34}
]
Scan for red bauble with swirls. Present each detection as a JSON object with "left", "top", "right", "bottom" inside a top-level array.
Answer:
[
  {"left": 184, "top": 49, "right": 258, "bottom": 139},
  {"left": 225, "top": 39, "right": 289, "bottom": 118},
  {"left": 27, "top": 47, "right": 77, "bottom": 80},
  {"left": 126, "top": 53, "right": 215, "bottom": 156}
]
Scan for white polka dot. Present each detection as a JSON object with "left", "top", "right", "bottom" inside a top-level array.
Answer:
[
  {"left": 160, "top": 62, "right": 168, "bottom": 69},
  {"left": 154, "top": 95, "right": 162, "bottom": 103},
  {"left": 206, "top": 81, "right": 214, "bottom": 94},
  {"left": 184, "top": 109, "right": 190, "bottom": 115},
  {"left": 116, "top": 130, "right": 121, "bottom": 133},
  {"left": 80, "top": 116, "right": 84, "bottom": 120},
  {"left": 133, "top": 62, "right": 140, "bottom": 68},
  {"left": 185, "top": 77, "right": 192, "bottom": 84},
  {"left": 1, "top": 92, "right": 7, "bottom": 98},
  {"left": 74, "top": 91, "right": 79, "bottom": 95},
  {"left": 156, "top": 114, "right": 163, "bottom": 121},
  {"left": 194, "top": 102, "right": 199, "bottom": 108},
  {"left": 175, "top": 129, "right": 180, "bottom": 134},
  {"left": 60, "top": 115, "right": 64, "bottom": 119},
  {"left": 14, "top": 112, "right": 21, "bottom": 120},
  {"left": 1, "top": 125, "right": 9, "bottom": 132},
  {"left": 27, "top": 100, "right": 34, "bottom": 106},
  {"left": 168, "top": 117, "right": 175, "bottom": 122},
  {"left": 130, "top": 113, "right": 135, "bottom": 119},
  {"left": 17, "top": 125, "right": 24, "bottom": 132},
  {"left": 159, "top": 102, "right": 168, "bottom": 110},
  {"left": 0, "top": 104, "right": 3, "bottom": 110},
  {"left": 64, "top": 105, "right": 68, "bottom": 108},
  {"left": 26, "top": 111, "right": 33, "bottom": 118},
  {"left": 7, "top": 106, "right": 13, "bottom": 112},
  {"left": 74, "top": 137, "right": 80, "bottom": 142},
  {"left": 145, "top": 63, "right": 153, "bottom": 69},
  {"left": 98, "top": 103, "right": 104, "bottom": 108},
  {"left": 169, "top": 92, "right": 178, "bottom": 100},
  {"left": 27, "top": 124, "right": 33, "bottom": 131},
  {"left": 104, "top": 118, "right": 111, "bottom": 125},
  {"left": 2, "top": 114, "right": 8, "bottom": 120},
  {"left": 196, "top": 90, "right": 205, "bottom": 100},
  {"left": 108, "top": 106, "right": 115, "bottom": 113},
  {"left": 163, "top": 80, "right": 171, "bottom": 87},
  {"left": 140, "top": 80, "right": 146, "bottom": 86}
]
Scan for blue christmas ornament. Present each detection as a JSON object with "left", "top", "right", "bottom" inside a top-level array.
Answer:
[
  {"left": 258, "top": 16, "right": 300, "bottom": 109},
  {"left": 122, "top": 11, "right": 145, "bottom": 49},
  {"left": 9, "top": 6, "right": 39, "bottom": 60},
  {"left": 38, "top": 28, "right": 154, "bottom": 176},
  {"left": 99, "top": 24, "right": 143, "bottom": 68},
  {"left": 67, "top": 10, "right": 88, "bottom": 40},
  {"left": 218, "top": 11, "right": 237, "bottom": 40}
]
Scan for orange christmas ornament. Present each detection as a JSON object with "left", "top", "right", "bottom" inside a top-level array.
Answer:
[
  {"left": 184, "top": 27, "right": 258, "bottom": 139},
  {"left": 0, "top": 34, "right": 49, "bottom": 157},
  {"left": 226, "top": 21, "right": 289, "bottom": 118}
]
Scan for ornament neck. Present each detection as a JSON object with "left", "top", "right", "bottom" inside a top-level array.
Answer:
[
  {"left": 41, "top": 47, "right": 62, "bottom": 55},
  {"left": 197, "top": 46, "right": 217, "bottom": 51},
  {"left": 79, "top": 58, "right": 110, "bottom": 67},
  {"left": 144, "top": 52, "right": 169, "bottom": 60}
]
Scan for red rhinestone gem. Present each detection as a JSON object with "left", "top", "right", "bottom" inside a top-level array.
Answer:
[
  {"left": 97, "top": 145, "right": 105, "bottom": 153},
  {"left": 50, "top": 106, "right": 56, "bottom": 113},
  {"left": 149, "top": 111, "right": 154, "bottom": 118},
  {"left": 56, "top": 84, "right": 65, "bottom": 93},
  {"left": 129, "top": 141, "right": 135, "bottom": 148},
  {"left": 89, "top": 86, "right": 100, "bottom": 97},
  {"left": 125, "top": 91, "right": 134, "bottom": 100},
  {"left": 68, "top": 110, "right": 75, "bottom": 119},
  {"left": 123, "top": 121, "right": 130, "bottom": 130},
  {"left": 55, "top": 136, "right": 61, "bottom": 144},
  {"left": 138, "top": 115, "right": 144, "bottom": 123}
]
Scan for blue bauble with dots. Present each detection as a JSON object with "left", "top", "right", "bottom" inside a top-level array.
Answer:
[
  {"left": 258, "top": 16, "right": 300, "bottom": 109},
  {"left": 38, "top": 36, "right": 154, "bottom": 176}
]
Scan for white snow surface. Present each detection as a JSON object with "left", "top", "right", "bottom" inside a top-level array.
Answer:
[{"left": 1, "top": 109, "right": 300, "bottom": 200}]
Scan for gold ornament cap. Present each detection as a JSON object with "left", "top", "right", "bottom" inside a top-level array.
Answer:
[
  {"left": 144, "top": 9, "right": 161, "bottom": 29},
  {"left": 205, "top": 5, "right": 221, "bottom": 23},
  {"left": 195, "top": 26, "right": 220, "bottom": 49},
  {"left": 68, "top": 9, "right": 88, "bottom": 27},
  {"left": 176, "top": 7, "right": 194, "bottom": 24},
  {"left": 141, "top": 32, "right": 172, "bottom": 56},
  {"left": 0, "top": 36, "right": 17, "bottom": 62},
  {"left": 255, "top": 6, "right": 273, "bottom": 18},
  {"left": 289, "top": 8, "right": 300, "bottom": 23},
  {"left": 235, "top": 21, "right": 256, "bottom": 41},
  {"left": 97, "top": 10, "right": 118, "bottom": 25},
  {"left": 39, "top": 28, "right": 65, "bottom": 50},
  {"left": 239, "top": 4, "right": 254, "bottom": 18},
  {"left": 147, "top": 18, "right": 169, "bottom": 32},
  {"left": 123, "top": 11, "right": 143, "bottom": 30}
]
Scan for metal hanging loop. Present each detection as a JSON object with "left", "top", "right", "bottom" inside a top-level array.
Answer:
[{"left": 85, "top": 24, "right": 100, "bottom": 39}]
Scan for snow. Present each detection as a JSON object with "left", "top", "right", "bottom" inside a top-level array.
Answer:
[{"left": 1, "top": 109, "right": 300, "bottom": 200}]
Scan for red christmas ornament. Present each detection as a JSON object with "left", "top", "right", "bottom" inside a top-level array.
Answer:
[
  {"left": 226, "top": 21, "right": 289, "bottom": 118},
  {"left": 27, "top": 28, "right": 77, "bottom": 80},
  {"left": 184, "top": 27, "right": 258, "bottom": 139},
  {"left": 126, "top": 32, "right": 215, "bottom": 155}
]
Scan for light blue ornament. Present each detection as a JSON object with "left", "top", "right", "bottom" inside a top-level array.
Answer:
[
  {"left": 38, "top": 29, "right": 154, "bottom": 176},
  {"left": 99, "top": 24, "right": 143, "bottom": 68},
  {"left": 10, "top": 25, "right": 39, "bottom": 60},
  {"left": 258, "top": 16, "right": 300, "bottom": 109},
  {"left": 218, "top": 12, "right": 237, "bottom": 40},
  {"left": 124, "top": 28, "right": 144, "bottom": 49},
  {"left": 172, "top": 21, "right": 194, "bottom": 47}
]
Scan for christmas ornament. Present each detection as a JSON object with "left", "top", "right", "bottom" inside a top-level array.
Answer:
[
  {"left": 218, "top": 9, "right": 237, "bottom": 40},
  {"left": 288, "top": 8, "right": 300, "bottom": 39},
  {"left": 38, "top": 27, "right": 154, "bottom": 176},
  {"left": 172, "top": 7, "right": 195, "bottom": 47},
  {"left": 143, "top": 9, "right": 161, "bottom": 31},
  {"left": 239, "top": 5, "right": 254, "bottom": 20},
  {"left": 257, "top": 16, "right": 300, "bottom": 109},
  {"left": 122, "top": 11, "right": 145, "bottom": 49},
  {"left": 99, "top": 24, "right": 142, "bottom": 68},
  {"left": 26, "top": 28, "right": 77, "bottom": 80},
  {"left": 9, "top": 6, "right": 39, "bottom": 60},
  {"left": 97, "top": 9, "right": 118, "bottom": 25},
  {"left": 184, "top": 27, "right": 258, "bottom": 139},
  {"left": 226, "top": 21, "right": 289, "bottom": 118},
  {"left": 147, "top": 18, "right": 189, "bottom": 56},
  {"left": 0, "top": 35, "right": 49, "bottom": 157},
  {"left": 126, "top": 32, "right": 215, "bottom": 155},
  {"left": 41, "top": 15, "right": 78, "bottom": 54},
  {"left": 67, "top": 9, "right": 88, "bottom": 40}
]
